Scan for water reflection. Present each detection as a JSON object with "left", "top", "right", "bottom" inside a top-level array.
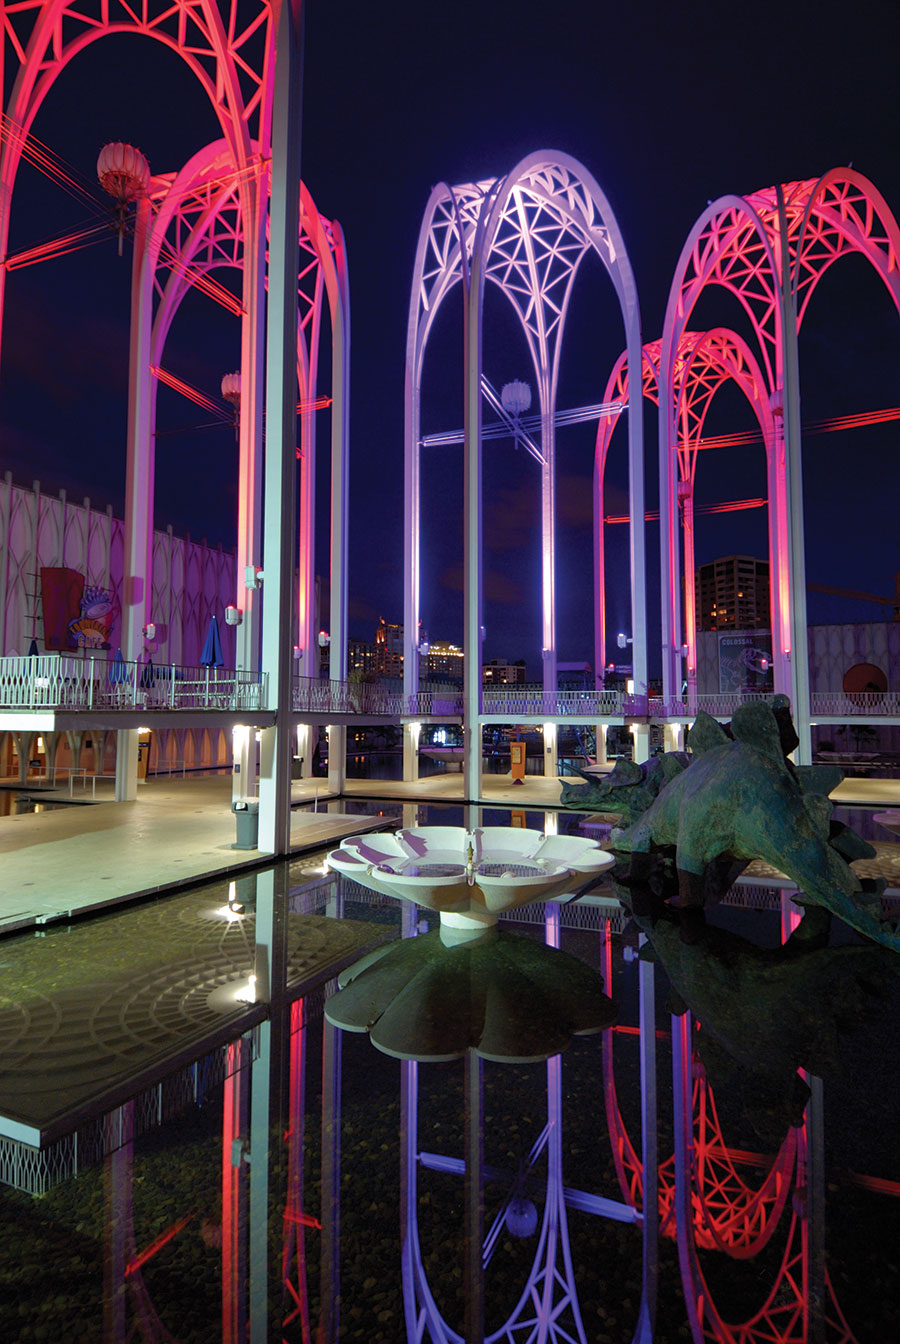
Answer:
[{"left": 0, "top": 825, "right": 898, "bottom": 1341}]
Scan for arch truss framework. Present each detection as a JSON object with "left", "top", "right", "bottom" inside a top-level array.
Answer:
[
  {"left": 657, "top": 171, "right": 900, "bottom": 756},
  {"left": 596, "top": 329, "right": 776, "bottom": 711},
  {"left": 404, "top": 151, "right": 646, "bottom": 794},
  {"left": 1, "top": 3, "right": 352, "bottom": 823}
]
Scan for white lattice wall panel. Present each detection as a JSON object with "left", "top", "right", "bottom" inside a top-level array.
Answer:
[{"left": 0, "top": 474, "right": 234, "bottom": 661}]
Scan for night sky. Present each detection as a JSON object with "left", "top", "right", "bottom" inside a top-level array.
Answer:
[{"left": 2, "top": 0, "right": 899, "bottom": 677}]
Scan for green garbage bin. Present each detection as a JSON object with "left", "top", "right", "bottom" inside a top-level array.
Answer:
[{"left": 232, "top": 798, "right": 260, "bottom": 849}]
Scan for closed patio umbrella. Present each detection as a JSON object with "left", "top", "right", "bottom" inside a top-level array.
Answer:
[
  {"left": 108, "top": 648, "right": 128, "bottom": 684},
  {"left": 200, "top": 615, "right": 224, "bottom": 668}
]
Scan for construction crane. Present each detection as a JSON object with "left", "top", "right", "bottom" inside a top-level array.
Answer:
[{"left": 807, "top": 572, "right": 900, "bottom": 620}]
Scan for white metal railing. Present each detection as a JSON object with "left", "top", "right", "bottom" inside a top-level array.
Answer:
[
  {"left": 482, "top": 688, "right": 631, "bottom": 717},
  {"left": 810, "top": 690, "right": 900, "bottom": 718},
  {"left": 292, "top": 676, "right": 405, "bottom": 716},
  {"left": 649, "top": 692, "right": 770, "bottom": 719},
  {"left": 0, "top": 654, "right": 267, "bottom": 712},
  {"left": 406, "top": 689, "right": 465, "bottom": 716},
  {"left": 651, "top": 691, "right": 900, "bottom": 720}
]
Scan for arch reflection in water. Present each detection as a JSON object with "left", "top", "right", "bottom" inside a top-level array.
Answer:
[{"left": 9, "top": 862, "right": 899, "bottom": 1341}]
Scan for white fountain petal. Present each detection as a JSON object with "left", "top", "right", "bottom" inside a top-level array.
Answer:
[
  {"left": 474, "top": 826, "right": 544, "bottom": 862},
  {"left": 326, "top": 847, "right": 368, "bottom": 876},
  {"left": 397, "top": 826, "right": 469, "bottom": 861},
  {"left": 533, "top": 834, "right": 615, "bottom": 872},
  {"left": 344, "top": 833, "right": 410, "bottom": 864},
  {"left": 474, "top": 866, "right": 576, "bottom": 914}
]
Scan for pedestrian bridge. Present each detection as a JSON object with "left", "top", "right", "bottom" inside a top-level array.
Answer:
[{"left": 1, "top": 656, "right": 898, "bottom": 727}]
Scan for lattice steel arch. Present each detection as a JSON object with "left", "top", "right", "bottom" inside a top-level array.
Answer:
[
  {"left": 595, "top": 329, "right": 776, "bottom": 708},
  {"left": 0, "top": 0, "right": 274, "bottom": 380},
  {"left": 658, "top": 170, "right": 900, "bottom": 757},
  {"left": 404, "top": 151, "right": 644, "bottom": 797},
  {"left": 135, "top": 139, "right": 349, "bottom": 683}
]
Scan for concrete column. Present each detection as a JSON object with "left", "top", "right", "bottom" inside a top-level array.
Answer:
[
  {"left": 594, "top": 723, "right": 609, "bottom": 766},
  {"left": 402, "top": 721, "right": 420, "bottom": 782},
  {"left": 631, "top": 723, "right": 650, "bottom": 765},
  {"left": 115, "top": 729, "right": 139, "bottom": 801},
  {"left": 543, "top": 721, "right": 558, "bottom": 781},
  {"left": 326, "top": 724, "right": 346, "bottom": 796},
  {"left": 663, "top": 722, "right": 683, "bottom": 754}
]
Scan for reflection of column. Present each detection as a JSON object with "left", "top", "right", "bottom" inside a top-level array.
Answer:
[
  {"left": 282, "top": 998, "right": 312, "bottom": 1340},
  {"left": 464, "top": 1051, "right": 485, "bottom": 1344},
  {"left": 249, "top": 869, "right": 284, "bottom": 1342},
  {"left": 634, "top": 942, "right": 659, "bottom": 1341},
  {"left": 104, "top": 1106, "right": 133, "bottom": 1344},
  {"left": 222, "top": 1038, "right": 251, "bottom": 1344},
  {"left": 319, "top": 1015, "right": 342, "bottom": 1343}
]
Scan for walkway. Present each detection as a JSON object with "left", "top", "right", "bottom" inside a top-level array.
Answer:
[
  {"left": 2, "top": 767, "right": 899, "bottom": 937},
  {"left": 0, "top": 775, "right": 385, "bottom": 936}
]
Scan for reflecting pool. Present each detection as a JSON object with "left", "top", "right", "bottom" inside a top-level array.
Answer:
[{"left": 0, "top": 801, "right": 898, "bottom": 1342}]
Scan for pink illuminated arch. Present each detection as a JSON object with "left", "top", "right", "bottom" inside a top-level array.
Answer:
[
  {"left": 131, "top": 141, "right": 349, "bottom": 678},
  {"left": 595, "top": 330, "right": 776, "bottom": 703},
  {"left": 657, "top": 171, "right": 900, "bottom": 754},
  {"left": 0, "top": 0, "right": 274, "bottom": 378}
]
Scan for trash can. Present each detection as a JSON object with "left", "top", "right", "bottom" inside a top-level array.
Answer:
[{"left": 232, "top": 798, "right": 260, "bottom": 850}]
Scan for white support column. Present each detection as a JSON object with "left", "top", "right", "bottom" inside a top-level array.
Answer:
[
  {"left": 328, "top": 224, "right": 351, "bottom": 698},
  {"left": 326, "top": 724, "right": 346, "bottom": 796},
  {"left": 540, "top": 396, "right": 557, "bottom": 706},
  {"left": 236, "top": 186, "right": 267, "bottom": 684},
  {"left": 402, "top": 721, "right": 420, "bottom": 782},
  {"left": 632, "top": 723, "right": 650, "bottom": 765},
  {"left": 116, "top": 195, "right": 154, "bottom": 806},
  {"left": 257, "top": 0, "right": 304, "bottom": 856},
  {"left": 594, "top": 723, "right": 609, "bottom": 766},
  {"left": 543, "top": 721, "right": 558, "bottom": 784},
  {"left": 463, "top": 262, "right": 483, "bottom": 804},
  {"left": 122, "top": 196, "right": 154, "bottom": 662},
  {"left": 657, "top": 363, "right": 680, "bottom": 705},
  {"left": 776, "top": 187, "right": 812, "bottom": 764},
  {"left": 663, "top": 722, "right": 683, "bottom": 754},
  {"left": 114, "top": 728, "right": 139, "bottom": 802},
  {"left": 295, "top": 723, "right": 314, "bottom": 779}
]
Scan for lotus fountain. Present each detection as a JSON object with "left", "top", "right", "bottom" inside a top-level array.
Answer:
[{"left": 326, "top": 825, "right": 615, "bottom": 942}]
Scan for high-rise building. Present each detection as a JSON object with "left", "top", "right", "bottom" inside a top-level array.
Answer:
[
  {"left": 424, "top": 640, "right": 464, "bottom": 682},
  {"left": 695, "top": 556, "right": 770, "bottom": 631},
  {"left": 375, "top": 619, "right": 404, "bottom": 678},
  {"left": 482, "top": 658, "right": 526, "bottom": 685},
  {"left": 348, "top": 639, "right": 378, "bottom": 676}
]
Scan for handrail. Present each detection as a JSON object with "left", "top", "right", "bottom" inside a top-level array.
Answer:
[{"left": 0, "top": 654, "right": 267, "bottom": 712}]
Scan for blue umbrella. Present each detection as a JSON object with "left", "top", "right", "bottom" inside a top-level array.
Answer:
[
  {"left": 200, "top": 615, "right": 224, "bottom": 668},
  {"left": 108, "top": 648, "right": 128, "bottom": 684},
  {"left": 27, "top": 638, "right": 39, "bottom": 657},
  {"left": 140, "top": 656, "right": 156, "bottom": 689}
]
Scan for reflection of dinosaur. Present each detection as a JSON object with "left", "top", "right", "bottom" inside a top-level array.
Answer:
[
  {"left": 624, "top": 894, "right": 896, "bottom": 1145},
  {"left": 612, "top": 702, "right": 898, "bottom": 952}
]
